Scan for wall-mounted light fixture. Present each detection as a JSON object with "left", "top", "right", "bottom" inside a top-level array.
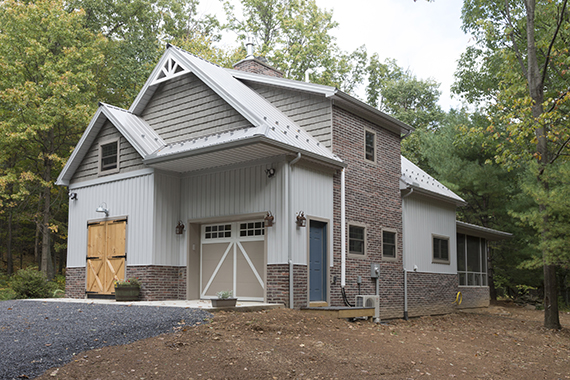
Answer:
[
  {"left": 264, "top": 211, "right": 274, "bottom": 227},
  {"left": 175, "top": 221, "right": 185, "bottom": 235},
  {"left": 296, "top": 211, "right": 306, "bottom": 227},
  {"left": 96, "top": 202, "right": 109, "bottom": 216},
  {"left": 68, "top": 192, "right": 78, "bottom": 201},
  {"left": 265, "top": 168, "right": 276, "bottom": 178}
]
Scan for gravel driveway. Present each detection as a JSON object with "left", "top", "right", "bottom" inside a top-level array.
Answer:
[{"left": 0, "top": 300, "right": 212, "bottom": 380}]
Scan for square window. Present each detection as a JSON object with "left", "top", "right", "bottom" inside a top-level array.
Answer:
[
  {"left": 433, "top": 236, "right": 449, "bottom": 263},
  {"left": 382, "top": 230, "right": 396, "bottom": 259},
  {"left": 365, "top": 130, "right": 375, "bottom": 162},
  {"left": 349, "top": 225, "right": 365, "bottom": 255}
]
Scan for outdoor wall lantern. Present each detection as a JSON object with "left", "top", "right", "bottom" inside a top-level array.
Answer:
[
  {"left": 175, "top": 221, "right": 185, "bottom": 235},
  {"left": 296, "top": 211, "right": 306, "bottom": 227},
  {"left": 265, "top": 167, "right": 276, "bottom": 178},
  {"left": 95, "top": 202, "right": 109, "bottom": 216},
  {"left": 264, "top": 211, "right": 274, "bottom": 227}
]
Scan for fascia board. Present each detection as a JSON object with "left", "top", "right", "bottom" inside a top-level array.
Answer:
[
  {"left": 331, "top": 92, "right": 414, "bottom": 136},
  {"left": 227, "top": 68, "right": 337, "bottom": 97},
  {"left": 403, "top": 184, "right": 467, "bottom": 207},
  {"left": 56, "top": 107, "right": 105, "bottom": 186},
  {"left": 456, "top": 221, "right": 513, "bottom": 240}
]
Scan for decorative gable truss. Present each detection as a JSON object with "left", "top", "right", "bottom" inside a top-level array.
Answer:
[{"left": 150, "top": 56, "right": 188, "bottom": 86}]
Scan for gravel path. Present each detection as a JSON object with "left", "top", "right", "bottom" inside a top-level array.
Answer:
[{"left": 0, "top": 300, "right": 212, "bottom": 380}]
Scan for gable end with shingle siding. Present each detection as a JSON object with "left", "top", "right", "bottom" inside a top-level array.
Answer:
[
  {"left": 141, "top": 73, "right": 252, "bottom": 144},
  {"left": 70, "top": 121, "right": 145, "bottom": 184}
]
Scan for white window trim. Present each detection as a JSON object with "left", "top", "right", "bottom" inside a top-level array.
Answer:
[
  {"left": 347, "top": 222, "right": 367, "bottom": 258},
  {"left": 381, "top": 228, "right": 398, "bottom": 261},
  {"left": 98, "top": 138, "right": 120, "bottom": 176},
  {"left": 432, "top": 234, "right": 450, "bottom": 264},
  {"left": 364, "top": 128, "right": 376, "bottom": 164}
]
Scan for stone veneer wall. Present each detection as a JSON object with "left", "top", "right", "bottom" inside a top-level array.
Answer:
[
  {"left": 406, "top": 272, "right": 459, "bottom": 317},
  {"left": 457, "top": 286, "right": 490, "bottom": 309},
  {"left": 330, "top": 106, "right": 404, "bottom": 320},
  {"left": 266, "top": 264, "right": 308, "bottom": 308},
  {"left": 65, "top": 266, "right": 186, "bottom": 301}
]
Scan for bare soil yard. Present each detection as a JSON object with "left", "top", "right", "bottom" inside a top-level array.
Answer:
[{"left": 37, "top": 301, "right": 570, "bottom": 380}]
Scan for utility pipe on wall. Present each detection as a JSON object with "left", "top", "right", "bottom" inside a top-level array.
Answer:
[{"left": 288, "top": 153, "right": 302, "bottom": 309}]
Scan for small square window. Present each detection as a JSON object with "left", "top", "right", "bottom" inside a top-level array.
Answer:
[
  {"left": 365, "top": 130, "right": 375, "bottom": 162},
  {"left": 382, "top": 230, "right": 396, "bottom": 259},
  {"left": 349, "top": 225, "right": 365, "bottom": 255},
  {"left": 433, "top": 236, "right": 450, "bottom": 263},
  {"left": 99, "top": 140, "right": 119, "bottom": 174}
]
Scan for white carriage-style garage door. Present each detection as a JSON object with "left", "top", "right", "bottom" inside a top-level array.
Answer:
[{"left": 201, "top": 220, "right": 265, "bottom": 301}]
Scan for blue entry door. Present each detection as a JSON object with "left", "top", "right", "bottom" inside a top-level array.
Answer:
[{"left": 309, "top": 221, "right": 327, "bottom": 302}]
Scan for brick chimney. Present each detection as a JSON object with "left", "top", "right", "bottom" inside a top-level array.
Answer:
[{"left": 233, "top": 36, "right": 284, "bottom": 78}]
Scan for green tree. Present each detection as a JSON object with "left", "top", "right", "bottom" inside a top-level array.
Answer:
[
  {"left": 457, "top": 0, "right": 570, "bottom": 328},
  {"left": 0, "top": 0, "right": 106, "bottom": 279}
]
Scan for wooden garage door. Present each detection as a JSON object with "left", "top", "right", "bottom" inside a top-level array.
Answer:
[
  {"left": 201, "top": 221, "right": 265, "bottom": 301},
  {"left": 86, "top": 219, "right": 127, "bottom": 294}
]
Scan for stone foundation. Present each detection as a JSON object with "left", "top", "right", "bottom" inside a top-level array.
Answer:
[
  {"left": 457, "top": 286, "right": 490, "bottom": 309},
  {"left": 266, "top": 264, "right": 308, "bottom": 308},
  {"left": 406, "top": 272, "right": 459, "bottom": 317},
  {"left": 65, "top": 267, "right": 86, "bottom": 299}
]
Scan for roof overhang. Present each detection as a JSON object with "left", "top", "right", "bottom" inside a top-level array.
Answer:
[
  {"left": 456, "top": 221, "right": 512, "bottom": 241},
  {"left": 400, "top": 181, "right": 468, "bottom": 207}
]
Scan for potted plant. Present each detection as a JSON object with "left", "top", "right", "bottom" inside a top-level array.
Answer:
[
  {"left": 211, "top": 290, "right": 237, "bottom": 307},
  {"left": 114, "top": 277, "right": 141, "bottom": 301}
]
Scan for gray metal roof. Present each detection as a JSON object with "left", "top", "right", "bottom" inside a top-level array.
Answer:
[
  {"left": 456, "top": 221, "right": 512, "bottom": 241},
  {"left": 227, "top": 68, "right": 414, "bottom": 136},
  {"left": 56, "top": 103, "right": 164, "bottom": 186},
  {"left": 400, "top": 156, "right": 466, "bottom": 205}
]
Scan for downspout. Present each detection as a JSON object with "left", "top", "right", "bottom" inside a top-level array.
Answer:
[
  {"left": 288, "top": 153, "right": 301, "bottom": 309},
  {"left": 341, "top": 168, "right": 347, "bottom": 295},
  {"left": 402, "top": 186, "right": 413, "bottom": 320}
]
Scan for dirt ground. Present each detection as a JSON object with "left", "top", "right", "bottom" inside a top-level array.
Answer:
[{"left": 37, "top": 301, "right": 570, "bottom": 380}]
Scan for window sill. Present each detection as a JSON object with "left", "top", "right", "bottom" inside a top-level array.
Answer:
[{"left": 432, "top": 259, "right": 450, "bottom": 265}]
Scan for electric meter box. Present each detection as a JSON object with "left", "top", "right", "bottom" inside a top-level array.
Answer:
[{"left": 371, "top": 263, "right": 380, "bottom": 278}]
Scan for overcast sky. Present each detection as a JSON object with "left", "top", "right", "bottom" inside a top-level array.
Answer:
[{"left": 199, "top": 0, "right": 471, "bottom": 110}]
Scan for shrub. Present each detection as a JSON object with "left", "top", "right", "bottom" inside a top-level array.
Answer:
[{"left": 11, "top": 267, "right": 57, "bottom": 299}]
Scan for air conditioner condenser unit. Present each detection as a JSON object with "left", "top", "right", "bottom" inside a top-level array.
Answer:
[{"left": 355, "top": 295, "right": 380, "bottom": 323}]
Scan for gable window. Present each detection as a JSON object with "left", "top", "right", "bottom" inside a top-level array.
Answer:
[
  {"left": 365, "top": 130, "right": 375, "bottom": 162},
  {"left": 382, "top": 230, "right": 397, "bottom": 259},
  {"left": 432, "top": 235, "right": 450, "bottom": 264},
  {"left": 349, "top": 224, "right": 366, "bottom": 256},
  {"left": 99, "top": 139, "right": 119, "bottom": 174}
]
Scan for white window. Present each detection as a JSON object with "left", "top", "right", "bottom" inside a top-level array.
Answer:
[
  {"left": 204, "top": 224, "right": 232, "bottom": 239},
  {"left": 239, "top": 221, "right": 265, "bottom": 237}
]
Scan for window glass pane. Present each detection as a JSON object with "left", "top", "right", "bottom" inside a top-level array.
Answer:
[
  {"left": 457, "top": 234, "right": 465, "bottom": 271},
  {"left": 349, "top": 225, "right": 365, "bottom": 255},
  {"left": 459, "top": 273, "right": 466, "bottom": 286},
  {"left": 481, "top": 239, "right": 487, "bottom": 273},
  {"left": 467, "top": 236, "right": 480, "bottom": 272},
  {"left": 433, "top": 237, "right": 449, "bottom": 261},
  {"left": 382, "top": 231, "right": 396, "bottom": 258},
  {"left": 365, "top": 131, "right": 375, "bottom": 161},
  {"left": 101, "top": 142, "right": 118, "bottom": 171}
]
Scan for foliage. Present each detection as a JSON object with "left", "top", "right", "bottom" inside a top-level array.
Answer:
[
  {"left": 114, "top": 277, "right": 141, "bottom": 288},
  {"left": 216, "top": 290, "right": 233, "bottom": 299},
  {"left": 10, "top": 267, "right": 58, "bottom": 299}
]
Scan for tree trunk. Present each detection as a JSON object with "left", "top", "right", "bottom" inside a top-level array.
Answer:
[
  {"left": 525, "top": 0, "right": 561, "bottom": 329},
  {"left": 34, "top": 196, "right": 42, "bottom": 266},
  {"left": 7, "top": 211, "right": 13, "bottom": 276},
  {"left": 40, "top": 161, "right": 54, "bottom": 280}
]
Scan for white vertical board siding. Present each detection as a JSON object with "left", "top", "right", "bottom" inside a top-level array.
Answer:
[
  {"left": 153, "top": 172, "right": 182, "bottom": 266},
  {"left": 290, "top": 164, "right": 334, "bottom": 265},
  {"left": 402, "top": 194, "right": 457, "bottom": 274},
  {"left": 180, "top": 161, "right": 287, "bottom": 264},
  {"left": 67, "top": 173, "right": 155, "bottom": 267}
]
